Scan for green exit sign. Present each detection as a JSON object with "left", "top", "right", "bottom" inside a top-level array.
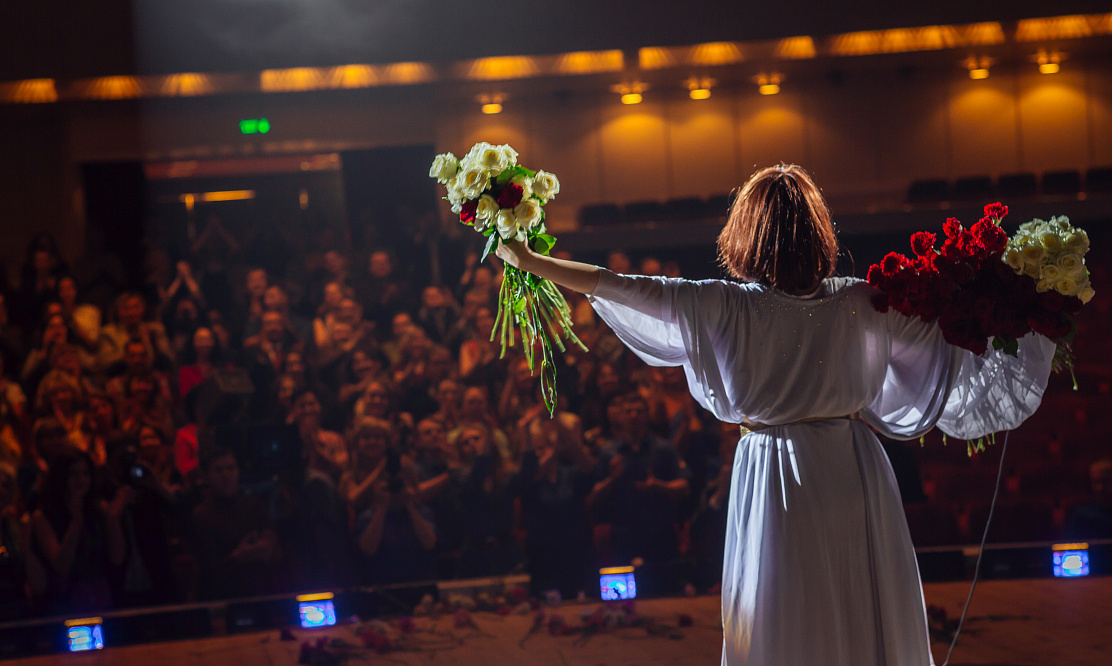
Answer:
[{"left": 239, "top": 118, "right": 271, "bottom": 134}]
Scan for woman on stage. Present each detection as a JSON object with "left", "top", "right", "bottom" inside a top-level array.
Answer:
[{"left": 496, "top": 164, "right": 1055, "bottom": 665}]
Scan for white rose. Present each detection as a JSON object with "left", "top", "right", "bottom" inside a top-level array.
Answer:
[
  {"left": 1056, "top": 252, "right": 1084, "bottom": 276},
  {"left": 465, "top": 141, "right": 493, "bottom": 162},
  {"left": 498, "top": 144, "right": 519, "bottom": 167},
  {"left": 446, "top": 184, "right": 467, "bottom": 212},
  {"left": 1064, "top": 230, "right": 1089, "bottom": 254},
  {"left": 1004, "top": 248, "right": 1024, "bottom": 271},
  {"left": 495, "top": 208, "right": 520, "bottom": 241},
  {"left": 477, "top": 145, "right": 509, "bottom": 174},
  {"left": 1036, "top": 278, "right": 1051, "bottom": 293},
  {"left": 429, "top": 152, "right": 460, "bottom": 183},
  {"left": 532, "top": 170, "right": 561, "bottom": 202},
  {"left": 455, "top": 166, "right": 490, "bottom": 200},
  {"left": 514, "top": 198, "right": 543, "bottom": 230},
  {"left": 1039, "top": 230, "right": 1063, "bottom": 253},
  {"left": 1024, "top": 263, "right": 1041, "bottom": 279},
  {"left": 475, "top": 194, "right": 499, "bottom": 222},
  {"left": 1055, "top": 276, "right": 1080, "bottom": 297},
  {"left": 1078, "top": 284, "right": 1095, "bottom": 304},
  {"left": 1021, "top": 244, "right": 1045, "bottom": 265},
  {"left": 1040, "top": 264, "right": 1061, "bottom": 281},
  {"left": 1053, "top": 216, "right": 1072, "bottom": 231},
  {"left": 473, "top": 216, "right": 491, "bottom": 233}
]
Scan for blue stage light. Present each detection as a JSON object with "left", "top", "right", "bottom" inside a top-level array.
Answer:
[
  {"left": 1052, "top": 543, "right": 1090, "bottom": 578},
  {"left": 599, "top": 566, "right": 637, "bottom": 601},
  {"left": 65, "top": 618, "right": 104, "bottom": 651},
  {"left": 297, "top": 593, "right": 337, "bottom": 628}
]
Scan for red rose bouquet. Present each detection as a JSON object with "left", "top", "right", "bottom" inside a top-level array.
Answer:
[{"left": 868, "top": 203, "right": 1088, "bottom": 377}]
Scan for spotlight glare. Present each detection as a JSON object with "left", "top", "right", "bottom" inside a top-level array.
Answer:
[
  {"left": 481, "top": 102, "right": 503, "bottom": 114},
  {"left": 689, "top": 88, "right": 711, "bottom": 100},
  {"left": 968, "top": 67, "right": 990, "bottom": 79},
  {"left": 759, "top": 83, "right": 780, "bottom": 95},
  {"left": 621, "top": 92, "right": 643, "bottom": 105}
]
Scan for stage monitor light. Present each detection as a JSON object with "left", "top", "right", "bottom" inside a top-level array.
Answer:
[
  {"left": 65, "top": 617, "right": 104, "bottom": 652},
  {"left": 297, "top": 593, "right": 337, "bottom": 628},
  {"left": 600, "top": 566, "right": 637, "bottom": 600},
  {"left": 1052, "top": 543, "right": 1089, "bottom": 578}
]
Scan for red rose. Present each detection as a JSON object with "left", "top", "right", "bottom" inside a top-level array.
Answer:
[
  {"left": 496, "top": 184, "right": 524, "bottom": 209},
  {"left": 1063, "top": 296, "right": 1083, "bottom": 314},
  {"left": 983, "top": 202, "right": 1009, "bottom": 221},
  {"left": 871, "top": 292, "right": 891, "bottom": 313},
  {"left": 910, "top": 231, "right": 937, "bottom": 258},
  {"left": 943, "top": 217, "right": 964, "bottom": 239},
  {"left": 459, "top": 200, "right": 478, "bottom": 225},
  {"left": 971, "top": 218, "right": 1008, "bottom": 255},
  {"left": 867, "top": 264, "right": 885, "bottom": 287},
  {"left": 1027, "top": 311, "right": 1072, "bottom": 340},
  {"left": 1038, "top": 290, "right": 1065, "bottom": 313}
]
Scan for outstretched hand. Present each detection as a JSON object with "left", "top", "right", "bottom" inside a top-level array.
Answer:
[{"left": 495, "top": 239, "right": 535, "bottom": 270}]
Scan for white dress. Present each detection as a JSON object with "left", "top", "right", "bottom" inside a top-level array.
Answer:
[{"left": 587, "top": 269, "right": 1055, "bottom": 666}]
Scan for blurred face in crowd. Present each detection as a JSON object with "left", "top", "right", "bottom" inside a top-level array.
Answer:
[
  {"left": 263, "top": 285, "right": 288, "bottom": 312},
  {"left": 43, "top": 314, "right": 67, "bottom": 347},
  {"left": 293, "top": 391, "right": 322, "bottom": 427},
  {"left": 68, "top": 458, "right": 93, "bottom": 501},
  {"left": 415, "top": 419, "right": 446, "bottom": 455},
  {"left": 457, "top": 425, "right": 486, "bottom": 463},
  {"left": 88, "top": 395, "right": 115, "bottom": 431},
  {"left": 331, "top": 322, "right": 354, "bottom": 347},
  {"left": 607, "top": 252, "right": 631, "bottom": 274},
  {"left": 45, "top": 302, "right": 65, "bottom": 319},
  {"left": 49, "top": 386, "right": 76, "bottom": 414},
  {"left": 369, "top": 251, "right": 392, "bottom": 279},
  {"left": 361, "top": 383, "right": 390, "bottom": 417},
  {"left": 436, "top": 379, "right": 460, "bottom": 410},
  {"left": 474, "top": 307, "right": 495, "bottom": 335},
  {"left": 462, "top": 387, "right": 488, "bottom": 421},
  {"left": 640, "top": 257, "right": 662, "bottom": 276},
  {"left": 427, "top": 347, "right": 453, "bottom": 380},
  {"left": 338, "top": 298, "right": 360, "bottom": 324},
  {"left": 138, "top": 426, "right": 163, "bottom": 466},
  {"left": 462, "top": 290, "right": 487, "bottom": 322},
  {"left": 32, "top": 250, "right": 53, "bottom": 274},
  {"left": 471, "top": 267, "right": 493, "bottom": 293},
  {"left": 206, "top": 452, "right": 240, "bottom": 499},
  {"left": 284, "top": 351, "right": 306, "bottom": 378},
  {"left": 246, "top": 269, "right": 267, "bottom": 299},
  {"left": 55, "top": 347, "right": 80, "bottom": 376},
  {"left": 597, "top": 363, "right": 621, "bottom": 396},
  {"left": 175, "top": 298, "right": 198, "bottom": 327},
  {"left": 325, "top": 251, "right": 346, "bottom": 277},
  {"left": 606, "top": 397, "right": 626, "bottom": 434},
  {"left": 513, "top": 359, "right": 535, "bottom": 387},
  {"left": 623, "top": 399, "right": 650, "bottom": 440},
  {"left": 125, "top": 341, "right": 148, "bottom": 372},
  {"left": 323, "top": 282, "right": 344, "bottom": 310},
  {"left": 355, "top": 425, "right": 389, "bottom": 467},
  {"left": 277, "top": 375, "right": 298, "bottom": 410},
  {"left": 118, "top": 295, "right": 145, "bottom": 328},
  {"left": 58, "top": 276, "right": 78, "bottom": 306},
  {"left": 422, "top": 286, "right": 446, "bottom": 309},
  {"left": 129, "top": 376, "right": 155, "bottom": 406},
  {"left": 391, "top": 312, "right": 414, "bottom": 339},
  {"left": 351, "top": 350, "right": 382, "bottom": 379},
  {"left": 192, "top": 327, "right": 215, "bottom": 360},
  {"left": 261, "top": 311, "right": 284, "bottom": 342},
  {"left": 661, "top": 366, "right": 686, "bottom": 388}
]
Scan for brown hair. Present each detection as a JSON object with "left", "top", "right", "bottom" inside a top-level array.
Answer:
[{"left": 717, "top": 164, "right": 838, "bottom": 293}]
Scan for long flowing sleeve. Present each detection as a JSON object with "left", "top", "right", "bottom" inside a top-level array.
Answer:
[
  {"left": 861, "top": 309, "right": 1056, "bottom": 441},
  {"left": 588, "top": 269, "right": 744, "bottom": 422}
]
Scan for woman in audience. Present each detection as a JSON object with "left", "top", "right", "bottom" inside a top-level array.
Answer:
[
  {"left": 454, "top": 423, "right": 521, "bottom": 577},
  {"left": 355, "top": 475, "right": 437, "bottom": 585},
  {"left": 29, "top": 450, "right": 127, "bottom": 613},
  {"left": 178, "top": 326, "right": 225, "bottom": 398},
  {"left": 354, "top": 380, "right": 414, "bottom": 446}
]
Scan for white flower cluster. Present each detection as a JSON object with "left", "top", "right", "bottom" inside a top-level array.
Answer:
[
  {"left": 429, "top": 142, "right": 560, "bottom": 242},
  {"left": 1003, "top": 216, "right": 1094, "bottom": 303}
]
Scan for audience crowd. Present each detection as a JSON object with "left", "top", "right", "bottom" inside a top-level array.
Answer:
[{"left": 0, "top": 215, "right": 1107, "bottom": 620}]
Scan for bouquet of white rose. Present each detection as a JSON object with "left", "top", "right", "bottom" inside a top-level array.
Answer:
[
  {"left": 1003, "top": 215, "right": 1094, "bottom": 304},
  {"left": 430, "top": 142, "right": 586, "bottom": 416}
]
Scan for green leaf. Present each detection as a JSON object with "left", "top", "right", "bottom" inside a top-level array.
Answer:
[
  {"left": 481, "top": 233, "right": 499, "bottom": 262},
  {"left": 530, "top": 233, "right": 556, "bottom": 256},
  {"left": 513, "top": 297, "right": 527, "bottom": 315}
]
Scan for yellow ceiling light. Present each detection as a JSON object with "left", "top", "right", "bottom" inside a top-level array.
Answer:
[
  {"left": 553, "top": 50, "right": 624, "bottom": 75},
  {"left": 638, "top": 47, "right": 676, "bottom": 70},
  {"left": 85, "top": 76, "right": 141, "bottom": 100},
  {"left": 1016, "top": 15, "right": 1093, "bottom": 41},
  {"left": 160, "top": 73, "right": 212, "bottom": 97},
  {"left": 756, "top": 73, "right": 781, "bottom": 95},
  {"left": 686, "top": 77, "right": 715, "bottom": 100},
  {"left": 261, "top": 67, "right": 325, "bottom": 92},
  {"left": 959, "top": 22, "right": 1007, "bottom": 46},
  {"left": 1035, "top": 50, "right": 1064, "bottom": 74},
  {"left": 478, "top": 93, "right": 504, "bottom": 114},
  {"left": 6, "top": 78, "right": 57, "bottom": 103},
  {"left": 466, "top": 56, "right": 538, "bottom": 81},
  {"left": 612, "top": 82, "right": 646, "bottom": 104},
  {"left": 328, "top": 64, "right": 378, "bottom": 89},
  {"left": 774, "top": 36, "right": 816, "bottom": 59},
  {"left": 379, "top": 62, "right": 434, "bottom": 85},
  {"left": 690, "top": 42, "right": 744, "bottom": 66},
  {"left": 964, "top": 55, "right": 992, "bottom": 79}
]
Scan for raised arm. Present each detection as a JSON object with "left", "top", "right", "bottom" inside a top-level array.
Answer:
[{"left": 495, "top": 241, "right": 601, "bottom": 295}]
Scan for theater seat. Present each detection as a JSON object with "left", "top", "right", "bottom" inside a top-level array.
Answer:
[
  {"left": 952, "top": 176, "right": 994, "bottom": 202},
  {"left": 997, "top": 172, "right": 1038, "bottom": 199},
  {"left": 578, "top": 203, "right": 622, "bottom": 227},
  {"left": 1041, "top": 170, "right": 1082, "bottom": 196},
  {"left": 907, "top": 179, "right": 949, "bottom": 204}
]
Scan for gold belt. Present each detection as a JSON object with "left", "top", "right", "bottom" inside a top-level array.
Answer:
[{"left": 740, "top": 412, "right": 860, "bottom": 436}]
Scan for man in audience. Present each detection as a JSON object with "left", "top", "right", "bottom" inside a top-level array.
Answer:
[
  {"left": 588, "top": 394, "right": 690, "bottom": 567},
  {"left": 191, "top": 447, "right": 280, "bottom": 600}
]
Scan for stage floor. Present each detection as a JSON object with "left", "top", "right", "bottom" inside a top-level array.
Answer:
[{"left": 13, "top": 577, "right": 1110, "bottom": 665}]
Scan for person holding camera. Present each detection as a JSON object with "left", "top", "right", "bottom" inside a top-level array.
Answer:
[{"left": 355, "top": 474, "right": 436, "bottom": 585}]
